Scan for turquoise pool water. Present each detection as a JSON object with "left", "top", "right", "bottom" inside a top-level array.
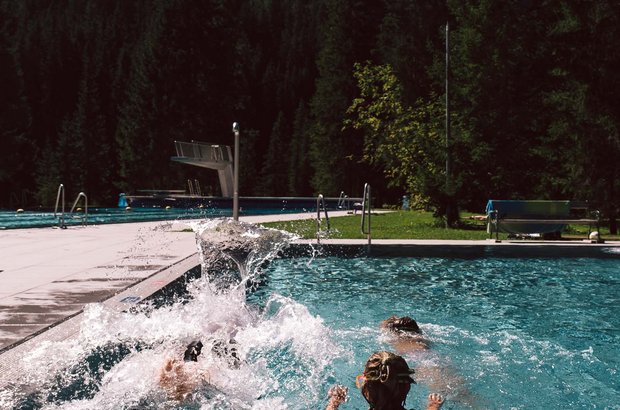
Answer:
[
  {"left": 253, "top": 256, "right": 620, "bottom": 409},
  {"left": 0, "top": 206, "right": 309, "bottom": 229},
  {"left": 2, "top": 220, "right": 618, "bottom": 409}
]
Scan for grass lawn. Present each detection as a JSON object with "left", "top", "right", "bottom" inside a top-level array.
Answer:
[{"left": 259, "top": 210, "right": 620, "bottom": 241}]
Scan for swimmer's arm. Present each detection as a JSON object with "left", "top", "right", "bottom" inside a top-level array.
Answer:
[
  {"left": 159, "top": 357, "right": 175, "bottom": 383},
  {"left": 426, "top": 393, "right": 444, "bottom": 410},
  {"left": 200, "top": 369, "right": 211, "bottom": 383},
  {"left": 326, "top": 385, "right": 347, "bottom": 410}
]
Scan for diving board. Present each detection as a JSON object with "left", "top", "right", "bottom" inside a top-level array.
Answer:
[{"left": 171, "top": 140, "right": 234, "bottom": 197}]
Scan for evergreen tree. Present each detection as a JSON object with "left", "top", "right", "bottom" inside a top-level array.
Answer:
[
  {"left": 258, "top": 111, "right": 290, "bottom": 196},
  {"left": 288, "top": 102, "right": 312, "bottom": 196},
  {"left": 0, "top": 1, "right": 34, "bottom": 208},
  {"left": 375, "top": 0, "right": 448, "bottom": 103},
  {"left": 444, "top": 0, "right": 555, "bottom": 211},
  {"left": 542, "top": 1, "right": 620, "bottom": 232},
  {"left": 1, "top": 0, "right": 618, "bottom": 220},
  {"left": 309, "top": 0, "right": 381, "bottom": 196}
]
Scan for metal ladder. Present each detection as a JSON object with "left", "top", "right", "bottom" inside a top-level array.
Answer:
[
  {"left": 54, "top": 184, "right": 66, "bottom": 228},
  {"left": 54, "top": 184, "right": 88, "bottom": 228},
  {"left": 70, "top": 191, "right": 88, "bottom": 226},
  {"left": 316, "top": 194, "right": 331, "bottom": 243},
  {"left": 361, "top": 183, "right": 371, "bottom": 249},
  {"left": 187, "top": 179, "right": 202, "bottom": 196},
  {"left": 337, "top": 191, "right": 348, "bottom": 210}
]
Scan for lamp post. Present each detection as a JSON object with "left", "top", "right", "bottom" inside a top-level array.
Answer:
[{"left": 232, "top": 122, "right": 240, "bottom": 221}]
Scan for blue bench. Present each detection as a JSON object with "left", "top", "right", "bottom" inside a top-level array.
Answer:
[{"left": 486, "top": 200, "right": 600, "bottom": 241}]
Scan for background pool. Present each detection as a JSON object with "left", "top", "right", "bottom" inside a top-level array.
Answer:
[{"left": 0, "top": 206, "right": 310, "bottom": 229}]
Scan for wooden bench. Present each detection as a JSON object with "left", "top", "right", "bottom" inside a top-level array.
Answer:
[{"left": 486, "top": 200, "right": 600, "bottom": 242}]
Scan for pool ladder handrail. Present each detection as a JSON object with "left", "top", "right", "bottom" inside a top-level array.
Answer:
[
  {"left": 187, "top": 179, "right": 202, "bottom": 196},
  {"left": 361, "top": 183, "right": 371, "bottom": 249},
  {"left": 70, "top": 192, "right": 88, "bottom": 226},
  {"left": 337, "top": 191, "right": 348, "bottom": 210},
  {"left": 54, "top": 184, "right": 88, "bottom": 228},
  {"left": 316, "top": 194, "right": 331, "bottom": 243},
  {"left": 54, "top": 184, "right": 66, "bottom": 228}
]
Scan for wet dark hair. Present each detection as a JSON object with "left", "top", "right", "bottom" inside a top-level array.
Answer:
[
  {"left": 381, "top": 316, "right": 422, "bottom": 334},
  {"left": 183, "top": 340, "right": 203, "bottom": 362},
  {"left": 360, "top": 351, "right": 415, "bottom": 410}
]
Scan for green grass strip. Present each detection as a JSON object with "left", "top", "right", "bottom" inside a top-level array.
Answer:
[{"left": 260, "top": 210, "right": 619, "bottom": 241}]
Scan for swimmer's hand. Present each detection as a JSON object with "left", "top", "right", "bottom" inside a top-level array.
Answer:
[
  {"left": 326, "top": 384, "right": 348, "bottom": 409},
  {"left": 427, "top": 392, "right": 445, "bottom": 410}
]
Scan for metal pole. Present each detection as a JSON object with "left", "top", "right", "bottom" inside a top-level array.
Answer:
[
  {"left": 232, "top": 122, "right": 240, "bottom": 221},
  {"left": 445, "top": 22, "right": 452, "bottom": 228}
]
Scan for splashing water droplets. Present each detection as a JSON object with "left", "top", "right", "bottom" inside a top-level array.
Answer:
[
  {"left": 4, "top": 218, "right": 330, "bottom": 409},
  {"left": 190, "top": 218, "right": 297, "bottom": 294}
]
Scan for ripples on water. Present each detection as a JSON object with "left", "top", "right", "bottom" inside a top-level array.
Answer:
[
  {"left": 1, "top": 220, "right": 618, "bottom": 409},
  {"left": 258, "top": 256, "right": 619, "bottom": 409}
]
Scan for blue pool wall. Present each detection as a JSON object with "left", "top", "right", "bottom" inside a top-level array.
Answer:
[{"left": 282, "top": 243, "right": 620, "bottom": 259}]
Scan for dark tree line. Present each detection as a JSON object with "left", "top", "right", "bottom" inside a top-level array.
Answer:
[{"left": 1, "top": 0, "right": 618, "bottom": 231}]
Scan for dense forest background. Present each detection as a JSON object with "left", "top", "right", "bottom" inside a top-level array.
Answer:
[{"left": 1, "top": 0, "right": 618, "bottom": 230}]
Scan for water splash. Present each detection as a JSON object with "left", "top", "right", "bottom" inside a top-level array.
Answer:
[
  {"left": 2, "top": 218, "right": 341, "bottom": 409},
  {"left": 189, "top": 218, "right": 297, "bottom": 294}
]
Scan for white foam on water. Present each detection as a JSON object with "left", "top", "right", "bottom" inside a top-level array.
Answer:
[{"left": 4, "top": 218, "right": 336, "bottom": 409}]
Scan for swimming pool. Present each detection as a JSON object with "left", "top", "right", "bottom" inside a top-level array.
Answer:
[
  {"left": 0, "top": 206, "right": 312, "bottom": 230},
  {"left": 255, "top": 255, "right": 620, "bottom": 409},
  {"left": 1, "top": 221, "right": 618, "bottom": 409}
]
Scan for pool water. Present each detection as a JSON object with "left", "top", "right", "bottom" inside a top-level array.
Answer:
[
  {"left": 1, "top": 220, "right": 618, "bottom": 409},
  {"left": 0, "top": 206, "right": 309, "bottom": 229},
  {"left": 254, "top": 256, "right": 620, "bottom": 409}
]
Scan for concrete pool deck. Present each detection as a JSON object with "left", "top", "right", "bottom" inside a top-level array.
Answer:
[{"left": 0, "top": 211, "right": 619, "bottom": 389}]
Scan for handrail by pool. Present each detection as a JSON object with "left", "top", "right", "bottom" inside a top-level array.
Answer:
[
  {"left": 185, "top": 179, "right": 203, "bottom": 196},
  {"left": 316, "top": 194, "right": 330, "bottom": 243},
  {"left": 337, "top": 191, "right": 348, "bottom": 210},
  {"left": 187, "top": 179, "right": 194, "bottom": 196},
  {"left": 361, "top": 183, "right": 371, "bottom": 249},
  {"left": 54, "top": 184, "right": 66, "bottom": 229},
  {"left": 69, "top": 192, "right": 88, "bottom": 226}
]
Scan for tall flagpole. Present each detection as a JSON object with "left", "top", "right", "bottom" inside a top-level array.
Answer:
[
  {"left": 445, "top": 22, "right": 452, "bottom": 228},
  {"left": 232, "top": 122, "right": 240, "bottom": 221}
]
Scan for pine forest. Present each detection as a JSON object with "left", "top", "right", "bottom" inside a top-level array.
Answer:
[{"left": 1, "top": 0, "right": 618, "bottom": 231}]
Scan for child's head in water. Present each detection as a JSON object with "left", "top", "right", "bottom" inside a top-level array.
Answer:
[
  {"left": 183, "top": 341, "right": 203, "bottom": 362},
  {"left": 357, "top": 351, "right": 415, "bottom": 410},
  {"left": 381, "top": 316, "right": 430, "bottom": 353},
  {"left": 380, "top": 316, "right": 422, "bottom": 334},
  {"left": 159, "top": 341, "right": 207, "bottom": 402}
]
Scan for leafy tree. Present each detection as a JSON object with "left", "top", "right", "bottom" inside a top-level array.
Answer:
[{"left": 347, "top": 62, "right": 458, "bottom": 220}]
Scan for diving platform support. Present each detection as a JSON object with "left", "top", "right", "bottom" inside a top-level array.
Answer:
[{"left": 171, "top": 141, "right": 234, "bottom": 197}]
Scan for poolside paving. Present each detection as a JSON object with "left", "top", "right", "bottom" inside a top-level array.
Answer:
[
  {"left": 0, "top": 211, "right": 618, "bottom": 390},
  {"left": 0, "top": 212, "right": 337, "bottom": 352}
]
